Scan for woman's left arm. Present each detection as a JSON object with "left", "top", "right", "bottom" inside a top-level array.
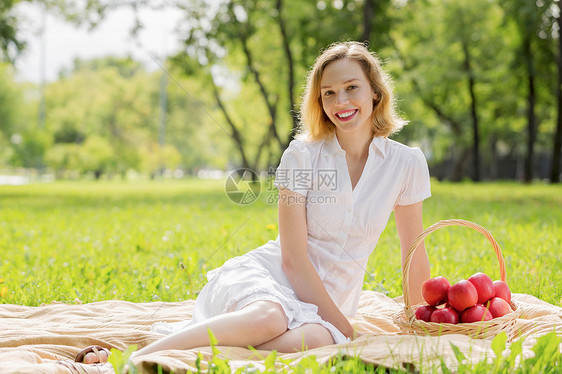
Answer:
[{"left": 394, "top": 201, "right": 430, "bottom": 305}]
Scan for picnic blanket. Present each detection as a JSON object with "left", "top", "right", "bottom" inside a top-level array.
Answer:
[{"left": 0, "top": 291, "right": 560, "bottom": 373}]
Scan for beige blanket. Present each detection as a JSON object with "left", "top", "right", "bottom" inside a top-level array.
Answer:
[{"left": 0, "top": 291, "right": 560, "bottom": 373}]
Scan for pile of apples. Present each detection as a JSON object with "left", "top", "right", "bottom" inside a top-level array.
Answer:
[{"left": 415, "top": 272, "right": 513, "bottom": 324}]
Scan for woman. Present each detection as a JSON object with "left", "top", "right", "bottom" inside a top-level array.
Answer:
[{"left": 78, "top": 41, "right": 431, "bottom": 364}]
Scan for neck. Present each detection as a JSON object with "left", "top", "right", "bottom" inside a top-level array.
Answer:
[{"left": 335, "top": 129, "right": 374, "bottom": 160}]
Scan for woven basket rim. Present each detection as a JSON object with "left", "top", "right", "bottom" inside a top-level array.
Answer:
[
  {"left": 402, "top": 219, "right": 507, "bottom": 312},
  {"left": 398, "top": 219, "right": 519, "bottom": 339}
]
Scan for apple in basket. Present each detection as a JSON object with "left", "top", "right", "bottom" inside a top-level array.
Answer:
[
  {"left": 447, "top": 280, "right": 478, "bottom": 312},
  {"left": 415, "top": 273, "right": 514, "bottom": 324},
  {"left": 493, "top": 280, "right": 512, "bottom": 303},
  {"left": 461, "top": 304, "right": 493, "bottom": 323},
  {"left": 486, "top": 297, "right": 512, "bottom": 318},
  {"left": 468, "top": 272, "right": 495, "bottom": 304},
  {"left": 415, "top": 305, "right": 437, "bottom": 322},
  {"left": 421, "top": 276, "right": 451, "bottom": 306},
  {"left": 430, "top": 307, "right": 460, "bottom": 324}
]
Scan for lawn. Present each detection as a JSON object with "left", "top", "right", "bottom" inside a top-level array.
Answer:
[{"left": 0, "top": 179, "right": 560, "bottom": 372}]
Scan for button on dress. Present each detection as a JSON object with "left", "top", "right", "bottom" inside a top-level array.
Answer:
[{"left": 153, "top": 134, "right": 431, "bottom": 344}]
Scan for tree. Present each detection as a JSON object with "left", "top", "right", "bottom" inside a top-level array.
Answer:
[
  {"left": 38, "top": 0, "right": 399, "bottom": 174},
  {"left": 0, "top": 0, "right": 25, "bottom": 63},
  {"left": 501, "top": 0, "right": 557, "bottom": 182},
  {"left": 171, "top": 0, "right": 401, "bottom": 172},
  {"left": 551, "top": 3, "right": 562, "bottom": 183},
  {"left": 389, "top": 0, "right": 502, "bottom": 181},
  {"left": 11, "top": 128, "right": 52, "bottom": 168},
  {"left": 0, "top": 63, "right": 20, "bottom": 139}
]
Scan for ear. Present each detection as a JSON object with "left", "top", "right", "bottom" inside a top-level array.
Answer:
[{"left": 373, "top": 93, "right": 380, "bottom": 107}]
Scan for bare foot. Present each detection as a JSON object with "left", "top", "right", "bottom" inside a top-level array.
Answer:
[
  {"left": 75, "top": 345, "right": 110, "bottom": 364},
  {"left": 83, "top": 350, "right": 109, "bottom": 364}
]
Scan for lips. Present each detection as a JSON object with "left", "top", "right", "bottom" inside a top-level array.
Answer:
[{"left": 335, "top": 109, "right": 358, "bottom": 121}]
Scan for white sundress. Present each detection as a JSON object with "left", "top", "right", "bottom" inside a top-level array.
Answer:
[{"left": 152, "top": 134, "right": 431, "bottom": 344}]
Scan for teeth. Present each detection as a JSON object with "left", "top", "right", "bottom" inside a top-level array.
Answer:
[{"left": 337, "top": 110, "right": 356, "bottom": 118}]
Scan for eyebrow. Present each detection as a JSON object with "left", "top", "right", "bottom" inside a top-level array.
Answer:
[{"left": 321, "top": 78, "right": 359, "bottom": 89}]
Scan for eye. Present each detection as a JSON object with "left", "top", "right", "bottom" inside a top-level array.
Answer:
[
  {"left": 347, "top": 85, "right": 358, "bottom": 91},
  {"left": 323, "top": 90, "right": 334, "bottom": 97}
]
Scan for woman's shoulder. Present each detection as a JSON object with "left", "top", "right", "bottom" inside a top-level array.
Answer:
[
  {"left": 285, "top": 137, "right": 325, "bottom": 157},
  {"left": 384, "top": 138, "right": 427, "bottom": 162}
]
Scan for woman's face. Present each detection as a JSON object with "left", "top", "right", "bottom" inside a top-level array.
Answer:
[{"left": 320, "top": 58, "right": 376, "bottom": 136}]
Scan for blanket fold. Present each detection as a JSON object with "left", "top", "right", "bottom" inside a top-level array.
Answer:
[{"left": 1, "top": 291, "right": 560, "bottom": 373}]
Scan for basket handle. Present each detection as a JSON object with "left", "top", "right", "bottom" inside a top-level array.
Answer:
[{"left": 402, "top": 219, "right": 507, "bottom": 312}]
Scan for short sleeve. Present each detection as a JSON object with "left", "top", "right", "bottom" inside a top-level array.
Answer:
[
  {"left": 273, "top": 140, "right": 312, "bottom": 196},
  {"left": 396, "top": 148, "right": 431, "bottom": 206}
]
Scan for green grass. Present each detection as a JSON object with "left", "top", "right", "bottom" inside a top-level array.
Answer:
[{"left": 0, "top": 179, "right": 560, "bottom": 372}]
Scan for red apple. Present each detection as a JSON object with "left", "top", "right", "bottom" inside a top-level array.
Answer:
[
  {"left": 468, "top": 272, "right": 495, "bottom": 304},
  {"left": 422, "top": 276, "right": 451, "bottom": 306},
  {"left": 486, "top": 297, "right": 512, "bottom": 318},
  {"left": 493, "top": 280, "right": 512, "bottom": 303},
  {"left": 430, "top": 307, "right": 460, "bottom": 324},
  {"left": 448, "top": 280, "right": 478, "bottom": 312},
  {"left": 461, "top": 305, "right": 493, "bottom": 323},
  {"left": 415, "top": 305, "right": 436, "bottom": 322}
]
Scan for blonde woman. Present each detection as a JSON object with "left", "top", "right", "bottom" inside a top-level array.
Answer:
[{"left": 77, "top": 41, "right": 431, "bottom": 364}]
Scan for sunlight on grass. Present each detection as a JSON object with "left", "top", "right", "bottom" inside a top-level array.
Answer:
[{"left": 0, "top": 179, "right": 560, "bottom": 306}]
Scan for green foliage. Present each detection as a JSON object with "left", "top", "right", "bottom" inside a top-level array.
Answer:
[
  {"left": 108, "top": 344, "right": 138, "bottom": 374},
  {"left": 0, "top": 0, "right": 25, "bottom": 63},
  {"left": 10, "top": 128, "right": 52, "bottom": 168},
  {"left": 0, "top": 63, "right": 20, "bottom": 136},
  {"left": 114, "top": 333, "right": 560, "bottom": 373},
  {"left": 19, "top": 56, "right": 227, "bottom": 177},
  {"left": 2, "top": 1, "right": 561, "bottom": 181},
  {"left": 45, "top": 135, "right": 115, "bottom": 178},
  {"left": 447, "top": 331, "right": 561, "bottom": 374}
]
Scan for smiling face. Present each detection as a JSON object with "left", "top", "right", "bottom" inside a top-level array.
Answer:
[{"left": 320, "top": 58, "right": 376, "bottom": 137}]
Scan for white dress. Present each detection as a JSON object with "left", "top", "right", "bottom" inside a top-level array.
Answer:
[{"left": 153, "top": 134, "right": 431, "bottom": 344}]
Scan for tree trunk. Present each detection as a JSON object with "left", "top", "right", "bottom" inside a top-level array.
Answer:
[
  {"left": 275, "top": 0, "right": 298, "bottom": 147},
  {"left": 523, "top": 34, "right": 537, "bottom": 183},
  {"left": 489, "top": 134, "right": 498, "bottom": 180},
  {"left": 362, "top": 0, "right": 375, "bottom": 43},
  {"left": 210, "top": 82, "right": 251, "bottom": 171},
  {"left": 551, "top": 10, "right": 562, "bottom": 183},
  {"left": 462, "top": 39, "right": 480, "bottom": 181},
  {"left": 254, "top": 119, "right": 275, "bottom": 170},
  {"left": 391, "top": 34, "right": 468, "bottom": 181},
  {"left": 451, "top": 147, "right": 471, "bottom": 182},
  {"left": 239, "top": 35, "right": 284, "bottom": 151}
]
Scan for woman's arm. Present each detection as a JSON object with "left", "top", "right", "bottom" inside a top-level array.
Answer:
[
  {"left": 278, "top": 187, "right": 354, "bottom": 339},
  {"left": 394, "top": 201, "right": 431, "bottom": 305}
]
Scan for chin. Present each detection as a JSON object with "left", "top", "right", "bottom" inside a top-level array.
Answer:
[{"left": 335, "top": 122, "right": 367, "bottom": 133}]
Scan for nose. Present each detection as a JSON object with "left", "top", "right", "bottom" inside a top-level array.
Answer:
[{"left": 335, "top": 90, "right": 349, "bottom": 106}]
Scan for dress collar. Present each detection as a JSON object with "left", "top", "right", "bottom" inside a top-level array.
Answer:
[{"left": 324, "top": 133, "right": 387, "bottom": 158}]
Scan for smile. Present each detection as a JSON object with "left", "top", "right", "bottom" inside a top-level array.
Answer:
[{"left": 335, "top": 109, "right": 358, "bottom": 121}]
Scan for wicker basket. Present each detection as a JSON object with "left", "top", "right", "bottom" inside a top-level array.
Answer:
[{"left": 393, "top": 219, "right": 521, "bottom": 341}]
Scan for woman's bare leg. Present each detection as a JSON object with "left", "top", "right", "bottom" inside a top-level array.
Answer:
[
  {"left": 129, "top": 301, "right": 288, "bottom": 359},
  {"left": 254, "top": 323, "right": 334, "bottom": 353}
]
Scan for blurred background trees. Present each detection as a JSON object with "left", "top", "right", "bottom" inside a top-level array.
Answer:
[{"left": 0, "top": 0, "right": 560, "bottom": 183}]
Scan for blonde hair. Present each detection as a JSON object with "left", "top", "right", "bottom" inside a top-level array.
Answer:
[{"left": 297, "top": 41, "right": 405, "bottom": 141}]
